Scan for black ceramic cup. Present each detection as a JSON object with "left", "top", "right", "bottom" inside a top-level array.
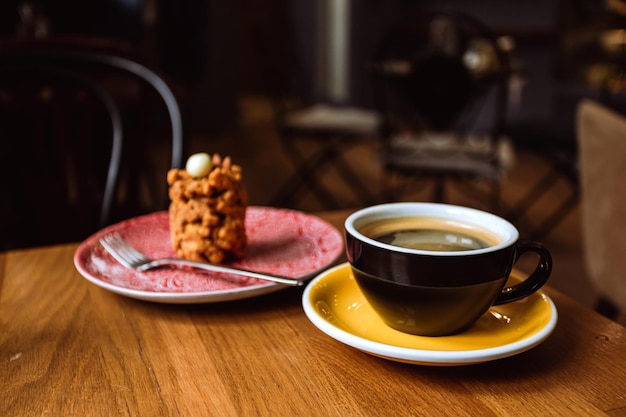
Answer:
[{"left": 345, "top": 202, "right": 552, "bottom": 336}]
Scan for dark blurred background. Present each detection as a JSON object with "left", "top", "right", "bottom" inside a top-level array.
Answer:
[{"left": 0, "top": 0, "right": 622, "bottom": 136}]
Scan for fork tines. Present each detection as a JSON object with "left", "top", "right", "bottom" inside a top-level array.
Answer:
[{"left": 100, "top": 232, "right": 146, "bottom": 268}]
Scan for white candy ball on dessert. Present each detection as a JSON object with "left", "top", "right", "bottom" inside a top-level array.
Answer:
[{"left": 185, "top": 153, "right": 212, "bottom": 178}]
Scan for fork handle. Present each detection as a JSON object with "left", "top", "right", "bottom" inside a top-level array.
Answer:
[{"left": 138, "top": 258, "right": 306, "bottom": 286}]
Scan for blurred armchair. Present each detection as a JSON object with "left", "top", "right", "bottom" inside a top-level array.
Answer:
[{"left": 577, "top": 99, "right": 626, "bottom": 320}]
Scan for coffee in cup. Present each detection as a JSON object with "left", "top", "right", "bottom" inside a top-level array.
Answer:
[
  {"left": 345, "top": 203, "right": 552, "bottom": 336},
  {"left": 359, "top": 216, "right": 501, "bottom": 251}
]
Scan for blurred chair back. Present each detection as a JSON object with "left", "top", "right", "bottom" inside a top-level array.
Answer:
[
  {"left": 577, "top": 99, "right": 626, "bottom": 319},
  {"left": 0, "top": 38, "right": 183, "bottom": 250},
  {"left": 371, "top": 10, "right": 513, "bottom": 207}
]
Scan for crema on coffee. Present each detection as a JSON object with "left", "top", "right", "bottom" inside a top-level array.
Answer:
[{"left": 358, "top": 216, "right": 502, "bottom": 251}]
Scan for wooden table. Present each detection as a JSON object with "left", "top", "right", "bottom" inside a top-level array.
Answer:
[{"left": 1, "top": 210, "right": 626, "bottom": 416}]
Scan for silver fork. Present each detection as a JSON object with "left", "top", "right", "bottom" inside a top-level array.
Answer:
[{"left": 99, "top": 232, "right": 305, "bottom": 286}]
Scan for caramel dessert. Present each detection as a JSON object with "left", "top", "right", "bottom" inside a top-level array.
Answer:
[{"left": 167, "top": 153, "right": 248, "bottom": 264}]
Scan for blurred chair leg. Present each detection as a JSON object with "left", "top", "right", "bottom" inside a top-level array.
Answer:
[
  {"left": 507, "top": 166, "right": 579, "bottom": 240},
  {"left": 595, "top": 296, "right": 620, "bottom": 321},
  {"left": 530, "top": 191, "right": 579, "bottom": 240},
  {"left": 508, "top": 169, "right": 562, "bottom": 221},
  {"left": 271, "top": 140, "right": 342, "bottom": 208},
  {"left": 273, "top": 133, "right": 378, "bottom": 209},
  {"left": 447, "top": 178, "right": 503, "bottom": 213},
  {"left": 433, "top": 177, "right": 445, "bottom": 203},
  {"left": 330, "top": 146, "right": 379, "bottom": 206}
]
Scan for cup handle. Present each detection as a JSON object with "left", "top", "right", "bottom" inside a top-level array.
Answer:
[{"left": 493, "top": 240, "right": 553, "bottom": 305}]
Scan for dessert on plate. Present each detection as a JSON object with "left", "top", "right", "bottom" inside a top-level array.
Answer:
[{"left": 167, "top": 153, "right": 248, "bottom": 264}]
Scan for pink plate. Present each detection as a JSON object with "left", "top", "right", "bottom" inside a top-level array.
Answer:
[{"left": 74, "top": 207, "right": 344, "bottom": 303}]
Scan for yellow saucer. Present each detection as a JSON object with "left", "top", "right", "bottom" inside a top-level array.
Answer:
[{"left": 302, "top": 263, "right": 557, "bottom": 366}]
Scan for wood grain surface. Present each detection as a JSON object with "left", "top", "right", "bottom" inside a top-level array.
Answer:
[{"left": 1, "top": 211, "right": 625, "bottom": 416}]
